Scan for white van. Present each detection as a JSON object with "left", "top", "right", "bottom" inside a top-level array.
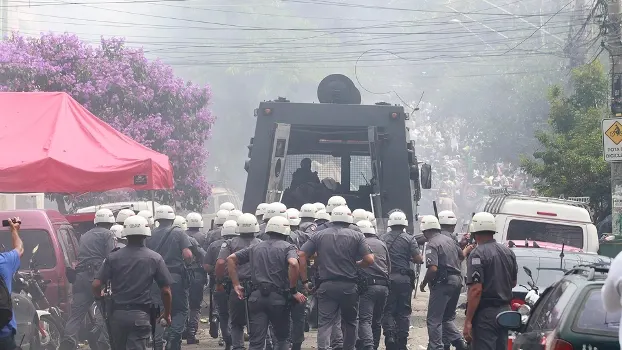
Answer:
[
  {"left": 202, "top": 187, "right": 242, "bottom": 228},
  {"left": 479, "top": 190, "right": 599, "bottom": 253}
]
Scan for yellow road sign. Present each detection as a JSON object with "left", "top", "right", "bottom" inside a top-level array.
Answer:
[{"left": 606, "top": 121, "right": 622, "bottom": 145}]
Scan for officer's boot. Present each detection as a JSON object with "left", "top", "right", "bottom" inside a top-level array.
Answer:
[
  {"left": 291, "top": 342, "right": 303, "bottom": 350},
  {"left": 224, "top": 335, "right": 232, "bottom": 350},
  {"left": 397, "top": 337, "right": 408, "bottom": 350},
  {"left": 182, "top": 319, "right": 189, "bottom": 340},
  {"left": 355, "top": 339, "right": 364, "bottom": 350},
  {"left": 451, "top": 338, "right": 469, "bottom": 350},
  {"left": 384, "top": 334, "right": 397, "bottom": 350}
]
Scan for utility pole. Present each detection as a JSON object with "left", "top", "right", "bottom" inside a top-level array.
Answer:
[
  {"left": 567, "top": 0, "right": 588, "bottom": 68},
  {"left": 606, "top": 0, "right": 622, "bottom": 235}
]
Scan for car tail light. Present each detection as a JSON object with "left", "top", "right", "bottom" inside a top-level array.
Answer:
[
  {"left": 543, "top": 331, "right": 573, "bottom": 350},
  {"left": 510, "top": 298, "right": 525, "bottom": 311}
]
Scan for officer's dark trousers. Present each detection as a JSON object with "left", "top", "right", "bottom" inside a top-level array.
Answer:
[
  {"left": 472, "top": 305, "right": 510, "bottom": 350},
  {"left": 358, "top": 285, "right": 389, "bottom": 350},
  {"left": 316, "top": 281, "right": 359, "bottom": 350},
  {"left": 187, "top": 272, "right": 206, "bottom": 338},
  {"left": 229, "top": 290, "right": 248, "bottom": 350},
  {"left": 153, "top": 277, "right": 188, "bottom": 350},
  {"left": 215, "top": 289, "right": 231, "bottom": 343},
  {"left": 60, "top": 272, "right": 109, "bottom": 350},
  {"left": 110, "top": 309, "right": 151, "bottom": 350},
  {"left": 289, "top": 296, "right": 306, "bottom": 345},
  {"left": 382, "top": 280, "right": 413, "bottom": 341},
  {"left": 426, "top": 275, "right": 462, "bottom": 350},
  {"left": 247, "top": 290, "right": 291, "bottom": 350}
]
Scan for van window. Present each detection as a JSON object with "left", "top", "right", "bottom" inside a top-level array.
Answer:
[
  {"left": 506, "top": 219, "right": 584, "bottom": 249},
  {"left": 574, "top": 288, "right": 621, "bottom": 335},
  {"left": 58, "top": 227, "right": 78, "bottom": 266},
  {"left": 0, "top": 229, "right": 56, "bottom": 270}
]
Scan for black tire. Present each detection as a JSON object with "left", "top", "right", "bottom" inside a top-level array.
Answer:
[{"left": 39, "top": 315, "right": 62, "bottom": 350}]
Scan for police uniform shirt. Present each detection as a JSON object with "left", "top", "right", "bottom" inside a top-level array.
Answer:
[
  {"left": 204, "top": 227, "right": 223, "bottom": 250},
  {"left": 217, "top": 236, "right": 262, "bottom": 280},
  {"left": 235, "top": 239, "right": 298, "bottom": 289},
  {"left": 256, "top": 222, "right": 269, "bottom": 240},
  {"left": 299, "top": 221, "right": 317, "bottom": 234},
  {"left": 362, "top": 235, "right": 390, "bottom": 281},
  {"left": 288, "top": 229, "right": 310, "bottom": 250},
  {"left": 440, "top": 229, "right": 457, "bottom": 241},
  {"left": 187, "top": 236, "right": 206, "bottom": 269},
  {"left": 188, "top": 229, "right": 207, "bottom": 249},
  {"left": 146, "top": 225, "right": 192, "bottom": 272},
  {"left": 205, "top": 238, "right": 227, "bottom": 267},
  {"left": 76, "top": 227, "right": 115, "bottom": 270},
  {"left": 466, "top": 240, "right": 518, "bottom": 304},
  {"left": 380, "top": 230, "right": 420, "bottom": 281},
  {"left": 316, "top": 221, "right": 361, "bottom": 233},
  {"left": 96, "top": 245, "right": 174, "bottom": 305},
  {"left": 425, "top": 232, "right": 463, "bottom": 274},
  {"left": 301, "top": 225, "right": 371, "bottom": 281}
]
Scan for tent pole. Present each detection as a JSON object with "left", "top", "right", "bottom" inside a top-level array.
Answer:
[{"left": 151, "top": 190, "right": 156, "bottom": 215}]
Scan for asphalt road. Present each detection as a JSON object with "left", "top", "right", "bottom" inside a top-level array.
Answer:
[{"left": 184, "top": 288, "right": 467, "bottom": 350}]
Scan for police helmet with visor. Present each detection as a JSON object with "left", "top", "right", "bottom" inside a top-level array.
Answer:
[
  {"left": 265, "top": 216, "right": 291, "bottom": 236},
  {"left": 94, "top": 208, "right": 115, "bottom": 224},
  {"left": 237, "top": 213, "right": 259, "bottom": 234},
  {"left": 331, "top": 205, "right": 353, "bottom": 224},
  {"left": 116, "top": 209, "right": 136, "bottom": 224},
  {"left": 155, "top": 205, "right": 176, "bottom": 220},
  {"left": 186, "top": 212, "right": 204, "bottom": 228},
  {"left": 221, "top": 220, "right": 239, "bottom": 236},
  {"left": 215, "top": 210, "right": 230, "bottom": 225},
  {"left": 356, "top": 220, "right": 376, "bottom": 235},
  {"left": 123, "top": 215, "right": 151, "bottom": 237}
]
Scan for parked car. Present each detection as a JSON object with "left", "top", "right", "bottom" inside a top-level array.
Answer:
[
  {"left": 0, "top": 209, "right": 79, "bottom": 312},
  {"left": 510, "top": 247, "right": 611, "bottom": 311},
  {"left": 498, "top": 264, "right": 620, "bottom": 350}
]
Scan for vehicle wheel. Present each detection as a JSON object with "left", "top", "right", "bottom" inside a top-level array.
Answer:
[{"left": 39, "top": 315, "right": 62, "bottom": 350}]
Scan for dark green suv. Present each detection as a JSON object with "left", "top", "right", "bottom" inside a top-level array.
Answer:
[{"left": 497, "top": 264, "right": 620, "bottom": 350}]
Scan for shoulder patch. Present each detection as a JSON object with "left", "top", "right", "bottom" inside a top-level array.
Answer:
[
  {"left": 471, "top": 257, "right": 481, "bottom": 265},
  {"left": 221, "top": 242, "right": 227, "bottom": 248},
  {"left": 426, "top": 249, "right": 432, "bottom": 255}
]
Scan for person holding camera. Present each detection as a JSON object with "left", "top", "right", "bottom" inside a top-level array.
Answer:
[{"left": 0, "top": 217, "right": 24, "bottom": 350}]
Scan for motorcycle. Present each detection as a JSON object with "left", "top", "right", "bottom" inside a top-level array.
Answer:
[
  {"left": 14, "top": 245, "right": 64, "bottom": 350},
  {"left": 517, "top": 266, "right": 541, "bottom": 323}
]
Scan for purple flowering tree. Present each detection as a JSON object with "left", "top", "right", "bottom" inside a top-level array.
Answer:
[{"left": 0, "top": 32, "right": 214, "bottom": 212}]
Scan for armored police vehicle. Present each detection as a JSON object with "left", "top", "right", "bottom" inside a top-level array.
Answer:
[{"left": 242, "top": 74, "right": 431, "bottom": 232}]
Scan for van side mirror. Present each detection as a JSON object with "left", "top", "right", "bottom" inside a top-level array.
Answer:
[
  {"left": 420, "top": 164, "right": 432, "bottom": 189},
  {"left": 496, "top": 311, "right": 523, "bottom": 330}
]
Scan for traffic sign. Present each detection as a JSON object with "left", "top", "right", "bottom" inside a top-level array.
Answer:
[{"left": 602, "top": 118, "right": 622, "bottom": 162}]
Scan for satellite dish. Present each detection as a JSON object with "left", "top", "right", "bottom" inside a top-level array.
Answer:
[{"left": 317, "top": 74, "right": 361, "bottom": 105}]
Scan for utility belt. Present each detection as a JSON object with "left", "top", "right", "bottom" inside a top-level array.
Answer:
[
  {"left": 317, "top": 276, "right": 368, "bottom": 295},
  {"left": 366, "top": 277, "right": 390, "bottom": 287},
  {"left": 431, "top": 267, "right": 461, "bottom": 287},
  {"left": 216, "top": 278, "right": 233, "bottom": 294},
  {"left": 112, "top": 303, "right": 152, "bottom": 314},
  {"left": 66, "top": 263, "right": 100, "bottom": 283},
  {"left": 253, "top": 282, "right": 284, "bottom": 297},
  {"left": 478, "top": 298, "right": 509, "bottom": 309},
  {"left": 168, "top": 264, "right": 194, "bottom": 288}
]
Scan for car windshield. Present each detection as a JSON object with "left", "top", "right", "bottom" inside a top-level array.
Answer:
[
  {"left": 0, "top": 229, "right": 56, "bottom": 270},
  {"left": 517, "top": 261, "right": 567, "bottom": 287},
  {"left": 507, "top": 219, "right": 584, "bottom": 249},
  {"left": 575, "top": 289, "right": 621, "bottom": 335}
]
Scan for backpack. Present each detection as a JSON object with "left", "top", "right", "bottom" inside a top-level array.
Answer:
[{"left": 0, "top": 275, "right": 12, "bottom": 329}]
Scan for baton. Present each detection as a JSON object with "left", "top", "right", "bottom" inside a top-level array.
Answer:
[{"left": 412, "top": 264, "right": 422, "bottom": 298}]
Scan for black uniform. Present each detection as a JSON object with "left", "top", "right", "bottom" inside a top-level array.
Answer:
[{"left": 466, "top": 240, "right": 518, "bottom": 350}]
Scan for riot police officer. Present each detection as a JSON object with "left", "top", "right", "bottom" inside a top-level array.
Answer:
[
  {"left": 204, "top": 209, "right": 231, "bottom": 249},
  {"left": 285, "top": 208, "right": 309, "bottom": 350},
  {"left": 116, "top": 208, "right": 136, "bottom": 225},
  {"left": 299, "top": 203, "right": 318, "bottom": 234},
  {"left": 184, "top": 212, "right": 208, "bottom": 344},
  {"left": 221, "top": 202, "right": 237, "bottom": 211},
  {"left": 110, "top": 224, "right": 127, "bottom": 248},
  {"left": 255, "top": 203, "right": 268, "bottom": 222},
  {"left": 380, "top": 211, "right": 423, "bottom": 350},
  {"left": 356, "top": 220, "right": 389, "bottom": 350},
  {"left": 147, "top": 205, "right": 193, "bottom": 350},
  {"left": 59, "top": 208, "right": 115, "bottom": 350},
  {"left": 313, "top": 202, "right": 326, "bottom": 212},
  {"left": 299, "top": 206, "right": 375, "bottom": 350},
  {"left": 216, "top": 214, "right": 262, "bottom": 350},
  {"left": 174, "top": 215, "right": 188, "bottom": 231},
  {"left": 205, "top": 220, "right": 239, "bottom": 350},
  {"left": 438, "top": 211, "right": 458, "bottom": 241},
  {"left": 226, "top": 216, "right": 307, "bottom": 350},
  {"left": 418, "top": 216, "right": 468, "bottom": 350},
  {"left": 352, "top": 209, "right": 369, "bottom": 225},
  {"left": 228, "top": 209, "right": 244, "bottom": 223},
  {"left": 257, "top": 202, "right": 287, "bottom": 240},
  {"left": 137, "top": 210, "right": 155, "bottom": 229},
  {"left": 314, "top": 209, "right": 330, "bottom": 227},
  {"left": 464, "top": 212, "right": 517, "bottom": 350},
  {"left": 315, "top": 196, "right": 347, "bottom": 231},
  {"left": 92, "top": 215, "right": 174, "bottom": 350}
]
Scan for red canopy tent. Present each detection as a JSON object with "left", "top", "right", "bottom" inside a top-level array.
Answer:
[{"left": 0, "top": 92, "right": 174, "bottom": 192}]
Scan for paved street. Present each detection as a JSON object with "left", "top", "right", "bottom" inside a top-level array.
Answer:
[{"left": 184, "top": 289, "right": 466, "bottom": 350}]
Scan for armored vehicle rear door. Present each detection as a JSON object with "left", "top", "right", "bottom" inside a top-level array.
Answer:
[{"left": 265, "top": 123, "right": 291, "bottom": 203}]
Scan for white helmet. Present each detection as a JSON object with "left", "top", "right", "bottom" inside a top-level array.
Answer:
[
  {"left": 110, "top": 224, "right": 124, "bottom": 239},
  {"left": 122, "top": 215, "right": 151, "bottom": 237},
  {"left": 265, "top": 216, "right": 290, "bottom": 236},
  {"left": 94, "top": 208, "right": 116, "bottom": 224},
  {"left": 264, "top": 202, "right": 287, "bottom": 220},
  {"left": 255, "top": 203, "right": 268, "bottom": 216},
  {"left": 215, "top": 209, "right": 230, "bottom": 225},
  {"left": 315, "top": 209, "right": 331, "bottom": 221},
  {"left": 388, "top": 211, "right": 408, "bottom": 227},
  {"left": 137, "top": 210, "right": 154, "bottom": 226},
  {"left": 357, "top": 220, "right": 376, "bottom": 235},
  {"left": 116, "top": 209, "right": 135, "bottom": 224},
  {"left": 470, "top": 212, "right": 496, "bottom": 234},
  {"left": 174, "top": 215, "right": 188, "bottom": 231},
  {"left": 420, "top": 215, "right": 441, "bottom": 232},
  {"left": 371, "top": 217, "right": 377, "bottom": 228},
  {"left": 300, "top": 203, "right": 317, "bottom": 218},
  {"left": 331, "top": 205, "right": 353, "bottom": 224},
  {"left": 186, "top": 212, "right": 204, "bottom": 228},
  {"left": 326, "top": 196, "right": 347, "bottom": 213},
  {"left": 438, "top": 211, "right": 458, "bottom": 226},
  {"left": 227, "top": 209, "right": 243, "bottom": 222},
  {"left": 352, "top": 209, "right": 369, "bottom": 224},
  {"left": 155, "top": 205, "right": 175, "bottom": 220},
  {"left": 314, "top": 202, "right": 326, "bottom": 212},
  {"left": 220, "top": 202, "right": 236, "bottom": 211},
  {"left": 237, "top": 213, "right": 260, "bottom": 234},
  {"left": 221, "top": 220, "right": 239, "bottom": 236},
  {"left": 286, "top": 208, "right": 301, "bottom": 226}
]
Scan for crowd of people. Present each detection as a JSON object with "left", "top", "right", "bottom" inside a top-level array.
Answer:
[{"left": 0, "top": 194, "right": 520, "bottom": 350}]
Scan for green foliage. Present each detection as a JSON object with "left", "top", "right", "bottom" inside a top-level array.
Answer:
[{"left": 521, "top": 62, "right": 610, "bottom": 221}]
